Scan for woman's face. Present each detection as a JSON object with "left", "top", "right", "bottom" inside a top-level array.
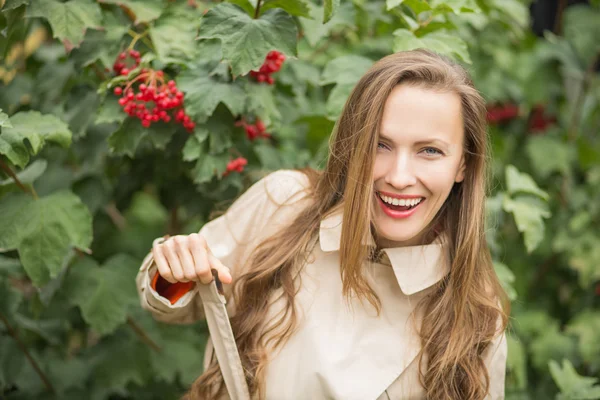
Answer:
[{"left": 372, "top": 84, "right": 465, "bottom": 248}]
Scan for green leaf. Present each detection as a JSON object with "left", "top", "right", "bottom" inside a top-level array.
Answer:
[
  {"left": 2, "top": 0, "right": 29, "bottom": 12},
  {"left": 0, "top": 109, "right": 12, "bottom": 128},
  {"left": 323, "top": 0, "right": 340, "bottom": 23},
  {"left": 326, "top": 82, "right": 355, "bottom": 120},
  {"left": 0, "top": 191, "right": 93, "bottom": 286},
  {"left": 182, "top": 132, "right": 208, "bottom": 162},
  {"left": 97, "top": 0, "right": 163, "bottom": 24},
  {"left": 530, "top": 329, "right": 577, "bottom": 372},
  {"left": 148, "top": 324, "right": 207, "bottom": 385},
  {"left": 198, "top": 3, "right": 298, "bottom": 76},
  {"left": 489, "top": 0, "right": 529, "bottom": 28},
  {"left": 549, "top": 359, "right": 600, "bottom": 400},
  {"left": 506, "top": 333, "right": 527, "bottom": 390},
  {"left": 95, "top": 96, "right": 125, "bottom": 125},
  {"left": 149, "top": 7, "right": 199, "bottom": 63},
  {"left": 25, "top": 0, "right": 102, "bottom": 49},
  {"left": 565, "top": 311, "right": 600, "bottom": 368},
  {"left": 502, "top": 195, "right": 550, "bottom": 253},
  {"left": 0, "top": 111, "right": 72, "bottom": 168},
  {"left": 321, "top": 55, "right": 373, "bottom": 86},
  {"left": 563, "top": 5, "right": 600, "bottom": 67},
  {"left": 393, "top": 29, "right": 472, "bottom": 64},
  {"left": 262, "top": 0, "right": 311, "bottom": 18},
  {"left": 386, "top": 0, "right": 405, "bottom": 10},
  {"left": 107, "top": 118, "right": 148, "bottom": 157},
  {"left": 0, "top": 277, "right": 22, "bottom": 317},
  {"left": 526, "top": 136, "right": 574, "bottom": 179},
  {"left": 505, "top": 164, "right": 549, "bottom": 200},
  {"left": 0, "top": 159, "right": 47, "bottom": 197},
  {"left": 298, "top": 3, "right": 355, "bottom": 47},
  {"left": 225, "top": 0, "right": 255, "bottom": 16},
  {"left": 244, "top": 82, "right": 281, "bottom": 123},
  {"left": 192, "top": 153, "right": 228, "bottom": 184},
  {"left": 64, "top": 254, "right": 139, "bottom": 335},
  {"left": 89, "top": 334, "right": 153, "bottom": 390},
  {"left": 402, "top": 0, "right": 432, "bottom": 15},
  {"left": 493, "top": 261, "right": 517, "bottom": 301},
  {"left": 177, "top": 65, "right": 246, "bottom": 122},
  {"left": 429, "top": 0, "right": 479, "bottom": 14}
]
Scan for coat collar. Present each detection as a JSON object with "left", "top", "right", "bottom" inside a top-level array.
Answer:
[{"left": 318, "top": 204, "right": 450, "bottom": 295}]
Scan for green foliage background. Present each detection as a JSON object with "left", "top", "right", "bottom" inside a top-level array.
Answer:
[{"left": 0, "top": 0, "right": 599, "bottom": 399}]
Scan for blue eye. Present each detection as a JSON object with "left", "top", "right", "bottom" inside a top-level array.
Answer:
[
  {"left": 377, "top": 142, "right": 388, "bottom": 150},
  {"left": 422, "top": 147, "right": 442, "bottom": 155}
]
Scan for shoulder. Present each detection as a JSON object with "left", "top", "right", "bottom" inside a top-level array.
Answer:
[{"left": 262, "top": 169, "right": 312, "bottom": 206}]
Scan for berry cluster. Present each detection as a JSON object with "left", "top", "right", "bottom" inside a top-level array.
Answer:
[
  {"left": 223, "top": 157, "right": 248, "bottom": 176},
  {"left": 235, "top": 118, "right": 271, "bottom": 140},
  {"left": 486, "top": 103, "right": 519, "bottom": 124},
  {"left": 250, "top": 51, "right": 286, "bottom": 84},
  {"left": 113, "top": 69, "right": 195, "bottom": 132},
  {"left": 528, "top": 104, "right": 556, "bottom": 134},
  {"left": 113, "top": 49, "right": 141, "bottom": 76}
]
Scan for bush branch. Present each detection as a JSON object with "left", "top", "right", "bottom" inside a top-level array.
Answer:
[
  {"left": 127, "top": 316, "right": 162, "bottom": 353},
  {"left": 0, "top": 311, "right": 55, "bottom": 393},
  {"left": 0, "top": 157, "right": 38, "bottom": 199}
]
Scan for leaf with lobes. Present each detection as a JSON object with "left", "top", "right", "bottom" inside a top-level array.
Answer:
[
  {"left": 0, "top": 190, "right": 93, "bottom": 286},
  {"left": 0, "top": 111, "right": 72, "bottom": 168},
  {"left": 177, "top": 64, "right": 246, "bottom": 123},
  {"left": 25, "top": 0, "right": 102, "bottom": 50},
  {"left": 323, "top": 0, "right": 340, "bottom": 23},
  {"left": 393, "top": 29, "right": 471, "bottom": 64},
  {"left": 197, "top": 3, "right": 297, "bottom": 77},
  {"left": 98, "top": 0, "right": 163, "bottom": 24},
  {"left": 63, "top": 254, "right": 139, "bottom": 335},
  {"left": 261, "top": 0, "right": 311, "bottom": 18}
]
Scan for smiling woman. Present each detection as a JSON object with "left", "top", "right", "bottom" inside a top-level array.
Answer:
[
  {"left": 136, "top": 49, "right": 509, "bottom": 400},
  {"left": 372, "top": 84, "right": 466, "bottom": 248}
]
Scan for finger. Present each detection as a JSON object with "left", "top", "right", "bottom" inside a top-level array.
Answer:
[
  {"left": 173, "top": 236, "right": 198, "bottom": 282},
  {"left": 207, "top": 252, "right": 232, "bottom": 284},
  {"left": 188, "top": 234, "right": 213, "bottom": 284},
  {"left": 162, "top": 238, "right": 187, "bottom": 282},
  {"left": 152, "top": 239, "right": 176, "bottom": 284}
]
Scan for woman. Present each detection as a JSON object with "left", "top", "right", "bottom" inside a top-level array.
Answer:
[{"left": 136, "top": 49, "right": 509, "bottom": 400}]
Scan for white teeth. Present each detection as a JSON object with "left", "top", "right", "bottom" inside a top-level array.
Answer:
[{"left": 379, "top": 193, "right": 423, "bottom": 207}]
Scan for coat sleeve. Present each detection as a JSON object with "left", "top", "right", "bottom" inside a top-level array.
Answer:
[
  {"left": 135, "top": 169, "right": 311, "bottom": 325},
  {"left": 483, "top": 330, "right": 508, "bottom": 400}
]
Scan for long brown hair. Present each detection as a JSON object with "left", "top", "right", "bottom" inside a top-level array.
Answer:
[{"left": 184, "top": 49, "right": 509, "bottom": 400}]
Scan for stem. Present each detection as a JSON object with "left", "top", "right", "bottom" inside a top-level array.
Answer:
[
  {"left": 126, "top": 317, "right": 162, "bottom": 353},
  {"left": 567, "top": 53, "right": 600, "bottom": 142},
  {"left": 0, "top": 311, "right": 55, "bottom": 393},
  {"left": 553, "top": 0, "right": 567, "bottom": 35},
  {"left": 127, "top": 29, "right": 149, "bottom": 51},
  {"left": 0, "top": 158, "right": 38, "bottom": 199},
  {"left": 254, "top": 0, "right": 262, "bottom": 19},
  {"left": 103, "top": 202, "right": 127, "bottom": 231}
]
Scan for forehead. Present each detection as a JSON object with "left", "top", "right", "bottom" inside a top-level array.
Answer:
[{"left": 379, "top": 84, "right": 464, "bottom": 144}]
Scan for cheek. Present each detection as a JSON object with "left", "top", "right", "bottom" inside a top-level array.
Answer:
[{"left": 418, "top": 161, "right": 461, "bottom": 193}]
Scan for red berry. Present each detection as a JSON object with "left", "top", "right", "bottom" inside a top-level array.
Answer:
[{"left": 114, "top": 87, "right": 123, "bottom": 95}]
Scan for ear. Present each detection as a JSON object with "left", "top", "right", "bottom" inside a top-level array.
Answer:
[{"left": 455, "top": 156, "right": 466, "bottom": 183}]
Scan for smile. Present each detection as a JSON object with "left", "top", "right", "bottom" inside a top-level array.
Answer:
[{"left": 376, "top": 192, "right": 425, "bottom": 219}]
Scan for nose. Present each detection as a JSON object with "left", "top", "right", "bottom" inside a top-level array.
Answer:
[{"left": 384, "top": 152, "right": 418, "bottom": 189}]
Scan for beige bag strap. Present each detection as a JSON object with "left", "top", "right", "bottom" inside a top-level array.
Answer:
[{"left": 197, "top": 271, "right": 251, "bottom": 400}]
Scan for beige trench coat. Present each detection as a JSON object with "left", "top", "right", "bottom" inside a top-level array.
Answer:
[{"left": 136, "top": 170, "right": 507, "bottom": 400}]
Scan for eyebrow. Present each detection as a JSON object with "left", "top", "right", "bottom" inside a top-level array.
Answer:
[{"left": 378, "top": 133, "right": 452, "bottom": 148}]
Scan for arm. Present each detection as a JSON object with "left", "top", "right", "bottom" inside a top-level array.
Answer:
[{"left": 135, "top": 169, "right": 312, "bottom": 324}]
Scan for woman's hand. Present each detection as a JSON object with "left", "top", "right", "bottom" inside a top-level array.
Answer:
[{"left": 152, "top": 233, "right": 233, "bottom": 285}]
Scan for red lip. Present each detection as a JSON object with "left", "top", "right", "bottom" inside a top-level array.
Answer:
[
  {"left": 377, "top": 190, "right": 424, "bottom": 200},
  {"left": 376, "top": 193, "right": 424, "bottom": 219}
]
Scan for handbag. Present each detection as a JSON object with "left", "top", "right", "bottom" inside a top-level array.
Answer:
[{"left": 197, "top": 270, "right": 251, "bottom": 400}]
